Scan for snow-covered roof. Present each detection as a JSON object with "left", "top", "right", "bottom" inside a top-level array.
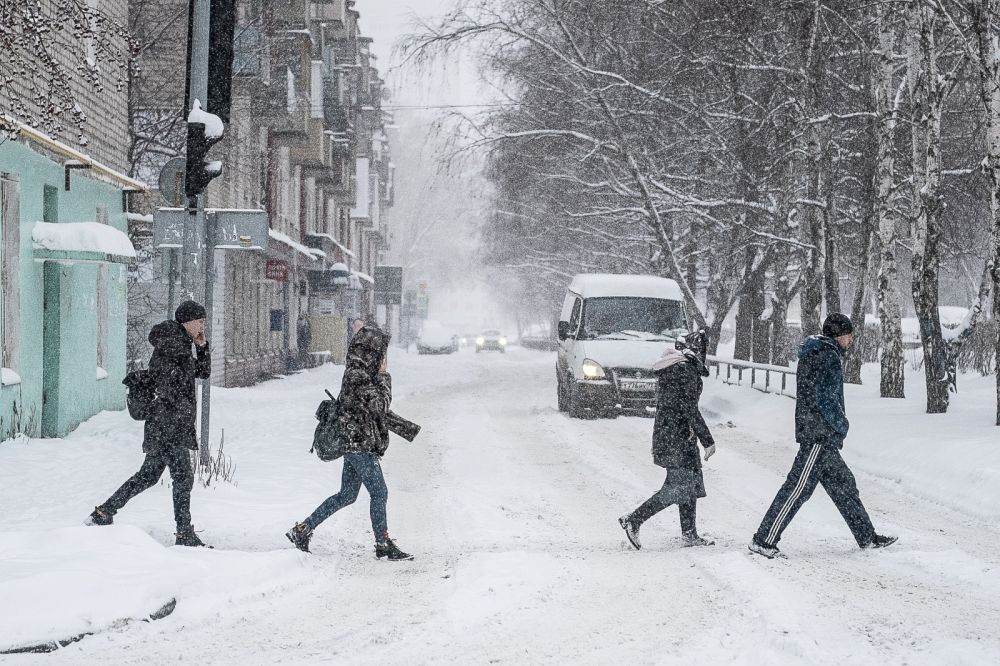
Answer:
[
  {"left": 567, "top": 274, "right": 683, "bottom": 301},
  {"left": 268, "top": 229, "right": 316, "bottom": 262},
  {"left": 32, "top": 222, "right": 136, "bottom": 264}
]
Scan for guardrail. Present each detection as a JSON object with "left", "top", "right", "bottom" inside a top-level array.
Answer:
[{"left": 706, "top": 355, "right": 796, "bottom": 398}]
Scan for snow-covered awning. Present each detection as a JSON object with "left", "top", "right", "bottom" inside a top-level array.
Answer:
[
  {"left": 306, "top": 232, "right": 356, "bottom": 258},
  {"left": 354, "top": 271, "right": 374, "bottom": 285},
  {"left": 307, "top": 247, "right": 326, "bottom": 259},
  {"left": 268, "top": 229, "right": 317, "bottom": 262},
  {"left": 31, "top": 222, "right": 136, "bottom": 265}
]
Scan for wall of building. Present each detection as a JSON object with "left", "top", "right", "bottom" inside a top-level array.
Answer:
[{"left": 1, "top": 139, "right": 128, "bottom": 438}]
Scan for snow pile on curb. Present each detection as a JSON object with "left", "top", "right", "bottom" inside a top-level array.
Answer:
[{"left": 0, "top": 525, "right": 308, "bottom": 652}]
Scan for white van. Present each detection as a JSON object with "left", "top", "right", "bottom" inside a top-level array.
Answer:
[{"left": 556, "top": 274, "right": 687, "bottom": 417}]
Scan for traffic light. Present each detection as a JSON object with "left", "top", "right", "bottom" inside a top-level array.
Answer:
[
  {"left": 184, "top": 116, "right": 223, "bottom": 198},
  {"left": 184, "top": 0, "right": 236, "bottom": 123}
]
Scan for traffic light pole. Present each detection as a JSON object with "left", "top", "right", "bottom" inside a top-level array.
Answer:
[{"left": 186, "top": 0, "right": 213, "bottom": 467}]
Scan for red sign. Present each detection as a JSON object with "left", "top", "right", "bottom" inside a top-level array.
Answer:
[{"left": 266, "top": 259, "right": 289, "bottom": 281}]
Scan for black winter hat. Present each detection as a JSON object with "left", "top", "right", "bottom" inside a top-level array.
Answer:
[
  {"left": 822, "top": 313, "right": 854, "bottom": 338},
  {"left": 175, "top": 300, "right": 207, "bottom": 324}
]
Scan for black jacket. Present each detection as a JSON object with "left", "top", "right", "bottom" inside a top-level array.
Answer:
[
  {"left": 338, "top": 326, "right": 394, "bottom": 456},
  {"left": 143, "top": 320, "right": 211, "bottom": 452},
  {"left": 651, "top": 353, "right": 714, "bottom": 469},
  {"left": 795, "top": 335, "right": 849, "bottom": 448}
]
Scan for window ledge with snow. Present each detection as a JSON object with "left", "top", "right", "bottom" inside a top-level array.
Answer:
[{"left": 2, "top": 368, "right": 22, "bottom": 386}]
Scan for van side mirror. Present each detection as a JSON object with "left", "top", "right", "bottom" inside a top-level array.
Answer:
[{"left": 557, "top": 321, "right": 570, "bottom": 341}]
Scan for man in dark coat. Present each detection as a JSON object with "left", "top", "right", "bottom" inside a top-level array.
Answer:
[
  {"left": 619, "top": 331, "right": 716, "bottom": 549},
  {"left": 86, "top": 300, "right": 212, "bottom": 547},
  {"left": 749, "top": 313, "right": 897, "bottom": 558},
  {"left": 286, "top": 324, "right": 415, "bottom": 560}
]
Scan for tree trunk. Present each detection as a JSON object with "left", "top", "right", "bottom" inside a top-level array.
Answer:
[
  {"left": 844, "top": 224, "right": 874, "bottom": 384},
  {"left": 908, "top": 0, "right": 950, "bottom": 413},
  {"left": 874, "top": 1, "right": 906, "bottom": 398},
  {"left": 971, "top": 0, "right": 1000, "bottom": 424},
  {"left": 823, "top": 155, "right": 842, "bottom": 315}
]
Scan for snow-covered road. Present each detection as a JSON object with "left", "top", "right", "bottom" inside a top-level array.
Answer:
[{"left": 2, "top": 347, "right": 999, "bottom": 664}]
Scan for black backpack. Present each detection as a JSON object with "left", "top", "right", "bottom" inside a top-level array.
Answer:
[
  {"left": 310, "top": 390, "right": 345, "bottom": 462},
  {"left": 122, "top": 369, "right": 156, "bottom": 420}
]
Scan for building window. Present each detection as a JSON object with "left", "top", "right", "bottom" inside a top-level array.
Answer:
[
  {"left": 1, "top": 173, "right": 21, "bottom": 381},
  {"left": 95, "top": 205, "right": 109, "bottom": 379}
]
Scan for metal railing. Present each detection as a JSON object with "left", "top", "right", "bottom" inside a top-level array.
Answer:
[{"left": 706, "top": 355, "right": 796, "bottom": 398}]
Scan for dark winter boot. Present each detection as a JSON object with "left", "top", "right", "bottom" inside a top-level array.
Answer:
[
  {"left": 285, "top": 522, "right": 313, "bottom": 553},
  {"left": 85, "top": 506, "right": 113, "bottom": 526},
  {"left": 175, "top": 526, "right": 212, "bottom": 548},
  {"left": 682, "top": 531, "right": 715, "bottom": 547},
  {"left": 375, "top": 537, "right": 413, "bottom": 561},
  {"left": 862, "top": 534, "right": 898, "bottom": 550},
  {"left": 618, "top": 515, "right": 641, "bottom": 550},
  {"left": 748, "top": 536, "right": 785, "bottom": 559}
]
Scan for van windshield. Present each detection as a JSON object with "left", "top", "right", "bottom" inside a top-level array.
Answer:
[{"left": 580, "top": 297, "right": 685, "bottom": 340}]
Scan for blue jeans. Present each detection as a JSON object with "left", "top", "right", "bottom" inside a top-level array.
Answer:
[{"left": 304, "top": 453, "right": 388, "bottom": 539}]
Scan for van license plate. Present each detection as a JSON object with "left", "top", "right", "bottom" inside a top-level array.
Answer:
[{"left": 621, "top": 381, "right": 655, "bottom": 392}]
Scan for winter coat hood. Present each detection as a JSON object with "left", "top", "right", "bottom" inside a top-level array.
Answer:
[
  {"left": 149, "top": 320, "right": 194, "bottom": 358},
  {"left": 653, "top": 347, "right": 709, "bottom": 377},
  {"left": 346, "top": 325, "right": 390, "bottom": 376}
]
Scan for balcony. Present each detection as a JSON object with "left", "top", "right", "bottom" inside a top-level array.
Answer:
[{"left": 310, "top": 0, "right": 346, "bottom": 24}]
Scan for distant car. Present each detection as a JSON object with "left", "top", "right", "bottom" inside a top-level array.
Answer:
[
  {"left": 417, "top": 323, "right": 458, "bottom": 354},
  {"left": 476, "top": 330, "right": 507, "bottom": 353},
  {"left": 459, "top": 333, "right": 477, "bottom": 347}
]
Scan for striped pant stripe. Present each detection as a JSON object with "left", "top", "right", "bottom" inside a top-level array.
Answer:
[{"left": 765, "top": 443, "right": 822, "bottom": 545}]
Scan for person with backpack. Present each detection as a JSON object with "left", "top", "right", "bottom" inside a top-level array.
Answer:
[
  {"left": 618, "top": 330, "right": 716, "bottom": 550},
  {"left": 748, "top": 313, "right": 897, "bottom": 558},
  {"left": 286, "top": 324, "right": 414, "bottom": 560},
  {"left": 85, "top": 301, "right": 212, "bottom": 547}
]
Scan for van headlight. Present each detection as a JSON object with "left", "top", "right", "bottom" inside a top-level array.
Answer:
[
  {"left": 476, "top": 336, "right": 485, "bottom": 346},
  {"left": 581, "top": 358, "right": 606, "bottom": 380},
  {"left": 499, "top": 337, "right": 507, "bottom": 346}
]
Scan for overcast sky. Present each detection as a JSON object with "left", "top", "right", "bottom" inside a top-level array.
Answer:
[{"left": 355, "top": 0, "right": 484, "bottom": 109}]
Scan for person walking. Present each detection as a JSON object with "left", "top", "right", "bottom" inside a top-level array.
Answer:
[
  {"left": 749, "top": 313, "right": 897, "bottom": 559},
  {"left": 86, "top": 301, "right": 212, "bottom": 547},
  {"left": 286, "top": 324, "right": 414, "bottom": 560},
  {"left": 619, "top": 331, "right": 716, "bottom": 549}
]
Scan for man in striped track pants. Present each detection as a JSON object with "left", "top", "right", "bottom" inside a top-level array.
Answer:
[{"left": 749, "top": 314, "right": 897, "bottom": 559}]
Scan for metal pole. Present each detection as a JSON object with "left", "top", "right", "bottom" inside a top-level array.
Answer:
[
  {"left": 182, "top": 0, "right": 211, "bottom": 299},
  {"left": 199, "top": 212, "right": 215, "bottom": 467},
  {"left": 184, "top": 0, "right": 213, "bottom": 466},
  {"left": 166, "top": 248, "right": 178, "bottom": 318}
]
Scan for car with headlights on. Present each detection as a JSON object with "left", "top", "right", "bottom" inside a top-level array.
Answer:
[{"left": 475, "top": 330, "right": 507, "bottom": 353}]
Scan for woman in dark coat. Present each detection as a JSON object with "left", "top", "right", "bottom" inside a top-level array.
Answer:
[
  {"left": 286, "top": 324, "right": 414, "bottom": 560},
  {"left": 619, "top": 331, "right": 716, "bottom": 549}
]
